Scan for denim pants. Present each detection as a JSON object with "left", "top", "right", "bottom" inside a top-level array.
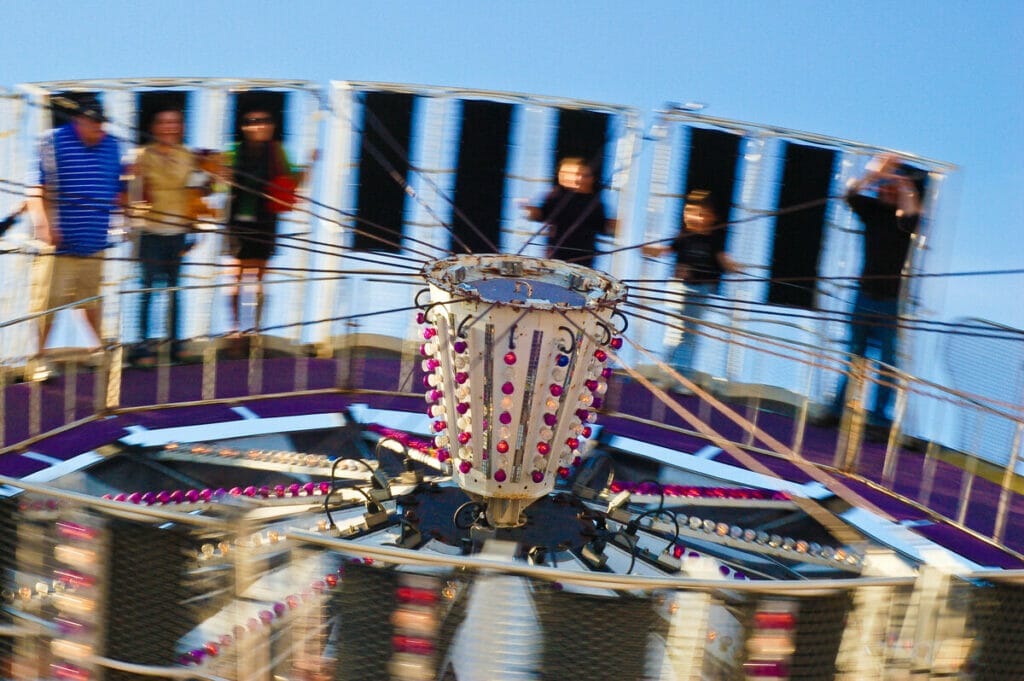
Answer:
[
  {"left": 829, "top": 290, "right": 899, "bottom": 425},
  {"left": 670, "top": 281, "right": 718, "bottom": 375},
  {"left": 138, "top": 233, "right": 187, "bottom": 341}
]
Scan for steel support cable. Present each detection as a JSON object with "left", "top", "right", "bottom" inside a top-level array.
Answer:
[
  {"left": 11, "top": 181, "right": 1016, "bottom": 311},
  {"left": 13, "top": 97, "right": 450, "bottom": 261},
  {"left": 0, "top": 174, "right": 441, "bottom": 267},
  {"left": 624, "top": 289, "right": 1024, "bottom": 342},
  {"left": 0, "top": 248, "right": 427, "bottom": 280},
  {"left": 593, "top": 194, "right": 840, "bottom": 263},
  {"left": 3, "top": 170, "right": 1018, "bottom": 339},
  {"left": 621, "top": 302, "right": 1024, "bottom": 420},
  {"left": 517, "top": 116, "right": 646, "bottom": 261},
  {"left": 627, "top": 268, "right": 1024, "bottom": 325},
  {"left": 516, "top": 185, "right": 577, "bottom": 257},
  {"left": 624, "top": 268, "right": 1024, "bottom": 287},
  {"left": 10, "top": 98, "right": 998, "bottom": 287},
  {"left": 561, "top": 306, "right": 897, "bottom": 522},
  {"left": 518, "top": 179, "right": 609, "bottom": 260},
  {"left": 356, "top": 103, "right": 488, "bottom": 256},
  {"left": 623, "top": 300, "right": 1024, "bottom": 418},
  {"left": 0, "top": 183, "right": 432, "bottom": 278},
  {"left": 241, "top": 296, "right": 473, "bottom": 338}
]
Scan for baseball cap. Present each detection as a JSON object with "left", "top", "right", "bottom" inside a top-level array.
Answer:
[{"left": 75, "top": 95, "right": 107, "bottom": 122}]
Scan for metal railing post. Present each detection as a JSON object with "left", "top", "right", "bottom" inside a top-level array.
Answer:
[
  {"left": 882, "top": 371, "right": 910, "bottom": 486},
  {"left": 837, "top": 355, "right": 869, "bottom": 472},
  {"left": 993, "top": 420, "right": 1024, "bottom": 544}
]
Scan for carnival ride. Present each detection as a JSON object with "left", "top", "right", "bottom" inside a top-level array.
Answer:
[{"left": 0, "top": 78, "right": 1021, "bottom": 680}]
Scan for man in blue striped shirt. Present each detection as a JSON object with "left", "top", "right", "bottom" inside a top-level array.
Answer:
[{"left": 27, "top": 95, "right": 124, "bottom": 363}]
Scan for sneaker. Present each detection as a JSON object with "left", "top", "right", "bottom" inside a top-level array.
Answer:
[
  {"left": 865, "top": 422, "right": 895, "bottom": 444},
  {"left": 26, "top": 360, "right": 55, "bottom": 382}
]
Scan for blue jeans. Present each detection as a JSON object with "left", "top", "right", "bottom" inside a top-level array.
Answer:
[
  {"left": 670, "top": 282, "right": 718, "bottom": 375},
  {"left": 138, "top": 233, "right": 187, "bottom": 342},
  {"left": 829, "top": 290, "right": 899, "bottom": 425}
]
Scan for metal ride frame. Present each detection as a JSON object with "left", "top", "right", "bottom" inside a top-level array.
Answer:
[{"left": 0, "top": 77, "right": 1021, "bottom": 680}]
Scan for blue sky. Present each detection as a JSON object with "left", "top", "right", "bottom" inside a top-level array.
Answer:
[{"left": 3, "top": 0, "right": 1022, "bottom": 327}]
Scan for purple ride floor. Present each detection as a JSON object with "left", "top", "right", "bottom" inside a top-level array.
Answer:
[{"left": 2, "top": 356, "right": 1021, "bottom": 567}]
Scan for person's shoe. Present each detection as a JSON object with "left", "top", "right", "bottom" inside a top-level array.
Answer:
[
  {"left": 83, "top": 347, "right": 106, "bottom": 368},
  {"left": 810, "top": 412, "right": 841, "bottom": 429},
  {"left": 173, "top": 343, "right": 200, "bottom": 363},
  {"left": 670, "top": 381, "right": 695, "bottom": 396},
  {"left": 130, "top": 342, "right": 157, "bottom": 368},
  {"left": 900, "top": 435, "right": 928, "bottom": 453},
  {"left": 26, "top": 360, "right": 56, "bottom": 382},
  {"left": 865, "top": 423, "right": 894, "bottom": 444}
]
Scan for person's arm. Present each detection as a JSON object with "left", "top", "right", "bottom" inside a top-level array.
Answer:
[
  {"left": 640, "top": 241, "right": 672, "bottom": 257},
  {"left": 524, "top": 187, "right": 559, "bottom": 223},
  {"left": 26, "top": 184, "right": 55, "bottom": 245},
  {"left": 294, "top": 149, "right": 318, "bottom": 186},
  {"left": 29, "top": 146, "right": 58, "bottom": 245},
  {"left": 276, "top": 143, "right": 317, "bottom": 186},
  {"left": 716, "top": 250, "right": 742, "bottom": 274},
  {"left": 894, "top": 176, "right": 921, "bottom": 216},
  {"left": 847, "top": 153, "right": 898, "bottom": 199}
]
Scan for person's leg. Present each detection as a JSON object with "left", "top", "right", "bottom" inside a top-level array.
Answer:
[
  {"left": 36, "top": 255, "right": 72, "bottom": 357},
  {"left": 246, "top": 260, "right": 269, "bottom": 331},
  {"left": 162, "top": 234, "right": 186, "bottom": 345},
  {"left": 137, "top": 234, "right": 158, "bottom": 341},
  {"left": 827, "top": 289, "right": 873, "bottom": 416},
  {"left": 76, "top": 255, "right": 105, "bottom": 346},
  {"left": 83, "top": 302, "right": 103, "bottom": 345},
  {"left": 869, "top": 296, "right": 899, "bottom": 426},
  {"left": 229, "top": 264, "right": 244, "bottom": 333},
  {"left": 669, "top": 282, "right": 715, "bottom": 376}
]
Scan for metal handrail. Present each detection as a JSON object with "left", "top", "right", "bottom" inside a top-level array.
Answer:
[
  {"left": 0, "top": 474, "right": 229, "bottom": 529},
  {"left": 289, "top": 529, "right": 917, "bottom": 594}
]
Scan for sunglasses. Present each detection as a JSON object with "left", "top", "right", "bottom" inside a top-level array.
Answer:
[{"left": 243, "top": 117, "right": 273, "bottom": 126}]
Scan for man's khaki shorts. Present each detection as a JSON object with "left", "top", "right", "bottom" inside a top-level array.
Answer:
[{"left": 41, "top": 254, "right": 104, "bottom": 311}]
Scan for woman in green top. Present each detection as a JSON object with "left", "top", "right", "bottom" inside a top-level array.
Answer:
[{"left": 226, "top": 109, "right": 310, "bottom": 332}]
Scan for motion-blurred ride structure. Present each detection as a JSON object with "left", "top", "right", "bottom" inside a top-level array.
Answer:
[{"left": 0, "top": 78, "right": 1021, "bottom": 681}]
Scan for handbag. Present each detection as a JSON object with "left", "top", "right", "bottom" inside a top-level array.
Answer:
[
  {"left": 266, "top": 174, "right": 299, "bottom": 214},
  {"left": 265, "top": 143, "right": 301, "bottom": 213}
]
